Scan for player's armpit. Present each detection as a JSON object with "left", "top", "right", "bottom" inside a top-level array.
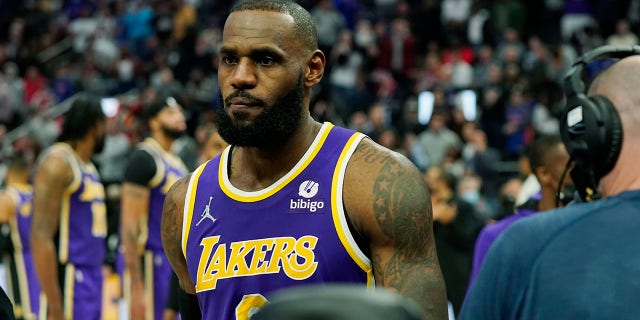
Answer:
[
  {"left": 161, "top": 174, "right": 197, "bottom": 295},
  {"left": 345, "top": 140, "right": 448, "bottom": 319}
]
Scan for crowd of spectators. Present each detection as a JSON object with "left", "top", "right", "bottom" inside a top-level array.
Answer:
[{"left": 0, "top": 0, "right": 639, "bottom": 316}]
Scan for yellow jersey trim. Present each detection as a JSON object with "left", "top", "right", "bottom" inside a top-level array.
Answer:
[
  {"left": 53, "top": 143, "right": 82, "bottom": 264},
  {"left": 182, "top": 162, "right": 208, "bottom": 258},
  {"left": 53, "top": 143, "right": 81, "bottom": 193},
  {"left": 330, "top": 133, "right": 374, "bottom": 287},
  {"left": 219, "top": 122, "right": 334, "bottom": 202},
  {"left": 9, "top": 218, "right": 33, "bottom": 318},
  {"left": 63, "top": 264, "right": 75, "bottom": 319},
  {"left": 140, "top": 138, "right": 167, "bottom": 188}
]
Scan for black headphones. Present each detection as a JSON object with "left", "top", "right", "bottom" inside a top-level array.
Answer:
[{"left": 561, "top": 45, "right": 640, "bottom": 202}]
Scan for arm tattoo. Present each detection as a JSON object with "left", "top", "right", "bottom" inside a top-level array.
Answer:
[
  {"left": 371, "top": 157, "right": 446, "bottom": 317},
  {"left": 161, "top": 188, "right": 182, "bottom": 259},
  {"left": 372, "top": 159, "right": 436, "bottom": 274},
  {"left": 353, "top": 142, "right": 393, "bottom": 164},
  {"left": 125, "top": 187, "right": 147, "bottom": 198},
  {"left": 161, "top": 176, "right": 197, "bottom": 294}
]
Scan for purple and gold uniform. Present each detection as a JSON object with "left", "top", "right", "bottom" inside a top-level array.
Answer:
[
  {"left": 4, "top": 183, "right": 45, "bottom": 320},
  {"left": 122, "top": 138, "right": 187, "bottom": 320},
  {"left": 53, "top": 143, "right": 107, "bottom": 320},
  {"left": 182, "top": 123, "right": 373, "bottom": 319}
]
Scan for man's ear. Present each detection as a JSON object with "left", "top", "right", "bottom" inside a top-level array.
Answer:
[
  {"left": 304, "top": 50, "right": 326, "bottom": 87},
  {"left": 148, "top": 117, "right": 158, "bottom": 132},
  {"left": 535, "top": 166, "right": 550, "bottom": 185}
]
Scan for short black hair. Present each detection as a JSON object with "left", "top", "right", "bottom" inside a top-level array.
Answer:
[
  {"left": 142, "top": 96, "right": 180, "bottom": 122},
  {"left": 229, "top": 0, "right": 318, "bottom": 52},
  {"left": 6, "top": 152, "right": 30, "bottom": 173},
  {"left": 58, "top": 95, "right": 105, "bottom": 142},
  {"left": 529, "top": 135, "right": 563, "bottom": 171}
]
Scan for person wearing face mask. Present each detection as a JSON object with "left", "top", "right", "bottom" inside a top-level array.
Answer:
[
  {"left": 426, "top": 166, "right": 484, "bottom": 316},
  {"left": 457, "top": 173, "right": 494, "bottom": 222},
  {"left": 468, "top": 134, "right": 572, "bottom": 288}
]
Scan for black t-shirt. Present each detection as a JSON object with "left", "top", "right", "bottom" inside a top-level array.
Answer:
[
  {"left": 0, "top": 286, "right": 15, "bottom": 320},
  {"left": 124, "top": 149, "right": 157, "bottom": 186}
]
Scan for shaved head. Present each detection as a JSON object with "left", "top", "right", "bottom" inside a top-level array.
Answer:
[
  {"left": 588, "top": 55, "right": 640, "bottom": 138},
  {"left": 230, "top": 0, "right": 318, "bottom": 53}
]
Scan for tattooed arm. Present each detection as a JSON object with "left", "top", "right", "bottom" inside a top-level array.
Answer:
[
  {"left": 344, "top": 139, "right": 448, "bottom": 319},
  {"left": 161, "top": 174, "right": 201, "bottom": 319},
  {"left": 120, "top": 182, "right": 150, "bottom": 319},
  {"left": 161, "top": 174, "right": 197, "bottom": 291},
  {"left": 31, "top": 150, "right": 74, "bottom": 320}
]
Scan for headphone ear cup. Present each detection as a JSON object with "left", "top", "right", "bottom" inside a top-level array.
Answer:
[{"left": 590, "top": 95, "right": 623, "bottom": 178}]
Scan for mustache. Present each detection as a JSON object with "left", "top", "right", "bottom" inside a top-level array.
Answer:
[{"left": 224, "top": 91, "right": 266, "bottom": 107}]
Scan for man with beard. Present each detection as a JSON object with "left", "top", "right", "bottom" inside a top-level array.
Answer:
[
  {"left": 32, "top": 96, "right": 108, "bottom": 320},
  {"left": 160, "top": 1, "right": 447, "bottom": 319},
  {"left": 119, "top": 96, "right": 188, "bottom": 320}
]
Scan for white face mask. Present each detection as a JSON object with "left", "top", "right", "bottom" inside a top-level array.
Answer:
[{"left": 461, "top": 190, "right": 481, "bottom": 204}]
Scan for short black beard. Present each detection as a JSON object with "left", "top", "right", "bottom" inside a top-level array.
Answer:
[
  {"left": 161, "top": 124, "right": 185, "bottom": 140},
  {"left": 216, "top": 75, "right": 304, "bottom": 148}
]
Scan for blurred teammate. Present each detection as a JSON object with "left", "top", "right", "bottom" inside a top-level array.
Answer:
[
  {"left": 0, "top": 154, "right": 44, "bottom": 319},
  {"left": 120, "top": 96, "right": 188, "bottom": 320},
  {"left": 31, "top": 97, "right": 108, "bottom": 320}
]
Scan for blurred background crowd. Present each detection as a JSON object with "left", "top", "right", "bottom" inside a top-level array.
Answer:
[{"left": 0, "top": 0, "right": 638, "bottom": 316}]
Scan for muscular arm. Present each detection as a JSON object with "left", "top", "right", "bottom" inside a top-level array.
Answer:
[
  {"left": 162, "top": 176, "right": 202, "bottom": 319},
  {"left": 161, "top": 174, "right": 196, "bottom": 294},
  {"left": 120, "top": 182, "right": 149, "bottom": 289},
  {"left": 344, "top": 139, "right": 448, "bottom": 319},
  {"left": 31, "top": 152, "right": 73, "bottom": 318},
  {"left": 0, "top": 191, "right": 16, "bottom": 223},
  {"left": 120, "top": 148, "right": 156, "bottom": 318}
]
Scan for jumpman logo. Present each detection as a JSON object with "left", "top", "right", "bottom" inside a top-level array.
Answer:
[{"left": 196, "top": 196, "right": 216, "bottom": 226}]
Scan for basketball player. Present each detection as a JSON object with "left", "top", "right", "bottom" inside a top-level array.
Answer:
[
  {"left": 460, "top": 48, "right": 640, "bottom": 318},
  {"left": 0, "top": 154, "right": 44, "bottom": 319},
  {"left": 161, "top": 1, "right": 447, "bottom": 319},
  {"left": 31, "top": 97, "right": 107, "bottom": 320},
  {"left": 119, "top": 96, "right": 188, "bottom": 320}
]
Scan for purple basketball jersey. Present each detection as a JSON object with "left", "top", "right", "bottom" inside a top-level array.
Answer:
[
  {"left": 54, "top": 143, "right": 106, "bottom": 267},
  {"left": 139, "top": 138, "right": 188, "bottom": 252},
  {"left": 7, "top": 183, "right": 42, "bottom": 318},
  {"left": 182, "top": 123, "right": 373, "bottom": 319}
]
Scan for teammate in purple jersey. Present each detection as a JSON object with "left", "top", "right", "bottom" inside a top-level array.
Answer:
[
  {"left": 0, "top": 154, "right": 44, "bottom": 320},
  {"left": 160, "top": 1, "right": 447, "bottom": 319},
  {"left": 32, "top": 96, "right": 107, "bottom": 320},
  {"left": 120, "top": 96, "right": 188, "bottom": 320}
]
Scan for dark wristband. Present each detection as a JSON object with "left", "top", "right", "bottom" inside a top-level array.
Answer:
[{"left": 178, "top": 289, "right": 202, "bottom": 319}]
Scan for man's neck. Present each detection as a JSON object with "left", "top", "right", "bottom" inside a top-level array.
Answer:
[
  {"left": 67, "top": 140, "right": 93, "bottom": 163},
  {"left": 538, "top": 188, "right": 557, "bottom": 212},
  {"left": 6, "top": 174, "right": 29, "bottom": 187},
  {"left": 229, "top": 119, "right": 322, "bottom": 190},
  {"left": 151, "top": 134, "right": 175, "bottom": 152}
]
